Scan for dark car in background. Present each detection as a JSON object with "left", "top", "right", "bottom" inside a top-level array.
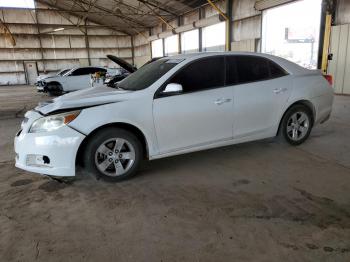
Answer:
[{"left": 104, "top": 55, "right": 163, "bottom": 88}]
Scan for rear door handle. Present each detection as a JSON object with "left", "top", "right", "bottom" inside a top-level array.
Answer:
[{"left": 214, "top": 98, "right": 232, "bottom": 105}]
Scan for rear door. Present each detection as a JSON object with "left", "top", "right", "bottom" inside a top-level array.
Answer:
[
  {"left": 153, "top": 56, "right": 234, "bottom": 154},
  {"left": 228, "top": 55, "right": 292, "bottom": 138}
]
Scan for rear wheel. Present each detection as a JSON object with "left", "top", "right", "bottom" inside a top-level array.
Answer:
[
  {"left": 281, "top": 105, "right": 313, "bottom": 145},
  {"left": 47, "top": 83, "right": 63, "bottom": 96},
  {"left": 83, "top": 128, "right": 143, "bottom": 182}
]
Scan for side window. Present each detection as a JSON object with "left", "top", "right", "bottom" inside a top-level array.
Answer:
[
  {"left": 226, "top": 56, "right": 238, "bottom": 85},
  {"left": 71, "top": 68, "right": 90, "bottom": 76},
  {"left": 236, "top": 56, "right": 270, "bottom": 84},
  {"left": 88, "top": 68, "right": 97, "bottom": 74},
  {"left": 169, "top": 57, "right": 225, "bottom": 93},
  {"left": 226, "top": 56, "right": 287, "bottom": 85},
  {"left": 90, "top": 68, "right": 106, "bottom": 74},
  {"left": 269, "top": 61, "right": 287, "bottom": 78}
]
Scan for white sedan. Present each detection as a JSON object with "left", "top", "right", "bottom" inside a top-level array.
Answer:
[
  {"left": 15, "top": 52, "right": 333, "bottom": 181},
  {"left": 39, "top": 66, "right": 116, "bottom": 96}
]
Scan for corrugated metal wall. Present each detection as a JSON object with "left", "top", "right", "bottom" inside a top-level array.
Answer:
[
  {"left": 0, "top": 2, "right": 133, "bottom": 85},
  {"left": 142, "top": 0, "right": 262, "bottom": 58},
  {"left": 328, "top": 24, "right": 350, "bottom": 95},
  {"left": 335, "top": 0, "right": 350, "bottom": 25}
]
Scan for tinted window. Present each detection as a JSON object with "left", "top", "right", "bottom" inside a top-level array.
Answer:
[
  {"left": 169, "top": 57, "right": 225, "bottom": 93},
  {"left": 70, "top": 68, "right": 90, "bottom": 76},
  {"left": 226, "top": 56, "right": 238, "bottom": 85},
  {"left": 118, "top": 59, "right": 180, "bottom": 91},
  {"left": 269, "top": 61, "right": 286, "bottom": 78},
  {"left": 236, "top": 56, "right": 269, "bottom": 84},
  {"left": 70, "top": 67, "right": 106, "bottom": 76},
  {"left": 226, "top": 56, "right": 287, "bottom": 85},
  {"left": 90, "top": 68, "right": 106, "bottom": 74}
]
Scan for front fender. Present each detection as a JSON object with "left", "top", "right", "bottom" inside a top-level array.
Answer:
[{"left": 68, "top": 99, "right": 159, "bottom": 157}]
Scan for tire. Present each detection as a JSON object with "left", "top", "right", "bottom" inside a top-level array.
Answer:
[
  {"left": 281, "top": 104, "right": 313, "bottom": 146},
  {"left": 47, "top": 83, "right": 63, "bottom": 96},
  {"left": 83, "top": 127, "right": 143, "bottom": 182}
]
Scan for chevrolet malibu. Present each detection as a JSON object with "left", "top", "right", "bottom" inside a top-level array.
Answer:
[{"left": 15, "top": 52, "right": 334, "bottom": 181}]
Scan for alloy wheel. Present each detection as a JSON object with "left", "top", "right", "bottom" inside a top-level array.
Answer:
[
  {"left": 286, "top": 112, "right": 310, "bottom": 141},
  {"left": 94, "top": 138, "right": 136, "bottom": 177}
]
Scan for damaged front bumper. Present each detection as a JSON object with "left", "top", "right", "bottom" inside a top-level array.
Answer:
[{"left": 14, "top": 111, "right": 85, "bottom": 177}]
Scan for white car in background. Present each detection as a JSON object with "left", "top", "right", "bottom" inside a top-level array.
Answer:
[
  {"left": 39, "top": 66, "right": 116, "bottom": 96},
  {"left": 36, "top": 68, "right": 70, "bottom": 90},
  {"left": 36, "top": 68, "right": 71, "bottom": 82},
  {"left": 15, "top": 52, "right": 334, "bottom": 181}
]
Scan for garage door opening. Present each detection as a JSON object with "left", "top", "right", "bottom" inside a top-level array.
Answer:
[
  {"left": 261, "top": 0, "right": 322, "bottom": 69},
  {"left": 0, "top": 0, "right": 35, "bottom": 8}
]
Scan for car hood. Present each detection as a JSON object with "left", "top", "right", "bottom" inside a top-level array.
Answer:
[
  {"left": 36, "top": 74, "right": 53, "bottom": 81},
  {"left": 36, "top": 86, "right": 131, "bottom": 115},
  {"left": 107, "top": 55, "right": 137, "bottom": 73}
]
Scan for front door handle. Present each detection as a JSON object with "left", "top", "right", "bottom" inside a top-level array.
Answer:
[
  {"left": 273, "top": 87, "right": 287, "bottom": 94},
  {"left": 214, "top": 98, "right": 232, "bottom": 105}
]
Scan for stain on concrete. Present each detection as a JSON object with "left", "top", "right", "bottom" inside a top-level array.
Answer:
[
  {"left": 324, "top": 246, "right": 334, "bottom": 252},
  {"left": 217, "top": 188, "right": 350, "bottom": 230},
  {"left": 306, "top": 243, "right": 319, "bottom": 250},
  {"left": 11, "top": 179, "right": 33, "bottom": 187},
  {"left": 294, "top": 188, "right": 350, "bottom": 229},
  {"left": 38, "top": 180, "right": 67, "bottom": 192},
  {"left": 232, "top": 179, "right": 250, "bottom": 187},
  {"left": 279, "top": 242, "right": 299, "bottom": 250}
]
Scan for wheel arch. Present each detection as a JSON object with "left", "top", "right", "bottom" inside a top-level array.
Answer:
[
  {"left": 276, "top": 99, "right": 316, "bottom": 136},
  {"left": 46, "top": 81, "right": 63, "bottom": 91},
  {"left": 75, "top": 122, "right": 149, "bottom": 166},
  {"left": 46, "top": 81, "right": 62, "bottom": 87}
]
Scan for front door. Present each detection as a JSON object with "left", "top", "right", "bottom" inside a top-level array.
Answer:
[{"left": 153, "top": 56, "right": 234, "bottom": 154}]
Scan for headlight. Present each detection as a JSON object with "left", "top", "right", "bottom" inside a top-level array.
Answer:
[{"left": 29, "top": 110, "right": 80, "bottom": 133}]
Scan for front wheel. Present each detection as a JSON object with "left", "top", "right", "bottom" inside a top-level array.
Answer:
[
  {"left": 47, "top": 83, "right": 63, "bottom": 96},
  {"left": 83, "top": 128, "right": 143, "bottom": 182},
  {"left": 281, "top": 105, "right": 313, "bottom": 145}
]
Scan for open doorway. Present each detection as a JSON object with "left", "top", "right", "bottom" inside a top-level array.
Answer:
[{"left": 261, "top": 0, "right": 322, "bottom": 69}]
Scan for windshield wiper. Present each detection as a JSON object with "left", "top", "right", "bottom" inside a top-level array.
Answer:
[
  {"left": 114, "top": 83, "right": 130, "bottom": 91},
  {"left": 117, "top": 85, "right": 126, "bottom": 90}
]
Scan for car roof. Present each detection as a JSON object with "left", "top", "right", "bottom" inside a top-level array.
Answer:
[
  {"left": 161, "top": 51, "right": 310, "bottom": 75},
  {"left": 70, "top": 66, "right": 108, "bottom": 70}
]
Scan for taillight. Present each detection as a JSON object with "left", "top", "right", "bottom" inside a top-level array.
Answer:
[{"left": 323, "top": 74, "right": 333, "bottom": 86}]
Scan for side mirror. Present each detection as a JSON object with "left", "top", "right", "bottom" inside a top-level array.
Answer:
[{"left": 163, "top": 83, "right": 183, "bottom": 94}]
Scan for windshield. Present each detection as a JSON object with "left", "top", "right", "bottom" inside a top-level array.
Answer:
[
  {"left": 117, "top": 59, "right": 182, "bottom": 91},
  {"left": 58, "top": 69, "right": 70, "bottom": 76},
  {"left": 63, "top": 68, "right": 75, "bottom": 76}
]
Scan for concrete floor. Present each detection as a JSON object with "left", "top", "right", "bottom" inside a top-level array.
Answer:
[{"left": 0, "top": 86, "right": 349, "bottom": 262}]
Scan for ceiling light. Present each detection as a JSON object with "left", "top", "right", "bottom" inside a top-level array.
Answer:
[{"left": 53, "top": 28, "right": 65, "bottom": 32}]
